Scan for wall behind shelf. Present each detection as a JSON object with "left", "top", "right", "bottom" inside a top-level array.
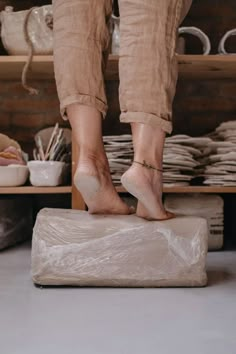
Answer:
[
  {"left": 0, "top": 0, "right": 236, "bottom": 152},
  {"left": 1, "top": 76, "right": 236, "bottom": 155},
  {"left": 0, "top": 80, "right": 69, "bottom": 156}
]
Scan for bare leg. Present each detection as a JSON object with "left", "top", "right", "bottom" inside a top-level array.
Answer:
[
  {"left": 121, "top": 123, "right": 174, "bottom": 221},
  {"left": 68, "top": 104, "right": 132, "bottom": 215},
  {"left": 118, "top": 0, "right": 192, "bottom": 220}
]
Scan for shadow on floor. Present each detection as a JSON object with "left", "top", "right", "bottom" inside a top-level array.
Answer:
[{"left": 207, "top": 269, "right": 233, "bottom": 286}]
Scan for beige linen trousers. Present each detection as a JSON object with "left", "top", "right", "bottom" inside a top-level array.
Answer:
[{"left": 53, "top": 0, "right": 192, "bottom": 134}]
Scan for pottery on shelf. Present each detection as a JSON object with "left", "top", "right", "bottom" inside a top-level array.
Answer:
[
  {"left": 218, "top": 29, "right": 236, "bottom": 55},
  {"left": 28, "top": 161, "right": 65, "bottom": 187},
  {"left": 0, "top": 5, "right": 53, "bottom": 55},
  {"left": 0, "top": 165, "right": 29, "bottom": 187},
  {"left": 178, "top": 27, "right": 211, "bottom": 55},
  {"left": 111, "top": 15, "right": 120, "bottom": 55}
]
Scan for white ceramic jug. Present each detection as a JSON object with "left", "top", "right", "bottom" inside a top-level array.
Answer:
[{"left": 111, "top": 15, "right": 120, "bottom": 55}]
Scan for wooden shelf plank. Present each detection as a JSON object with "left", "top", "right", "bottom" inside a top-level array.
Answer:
[
  {"left": 178, "top": 55, "right": 236, "bottom": 79},
  {"left": 1, "top": 55, "right": 236, "bottom": 80},
  {"left": 116, "top": 186, "right": 236, "bottom": 194},
  {"left": 0, "top": 55, "right": 120, "bottom": 81},
  {"left": 0, "top": 186, "right": 72, "bottom": 194},
  {"left": 164, "top": 186, "right": 236, "bottom": 193},
  {"left": 1, "top": 185, "right": 236, "bottom": 195},
  {"left": 0, "top": 55, "right": 53, "bottom": 80}
]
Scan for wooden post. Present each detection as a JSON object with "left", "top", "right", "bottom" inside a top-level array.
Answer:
[{"left": 71, "top": 135, "right": 86, "bottom": 210}]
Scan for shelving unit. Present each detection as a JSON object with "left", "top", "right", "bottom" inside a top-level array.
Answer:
[
  {"left": 118, "top": 186, "right": 236, "bottom": 194},
  {"left": 1, "top": 54, "right": 236, "bottom": 208},
  {"left": 1, "top": 55, "right": 236, "bottom": 80},
  {"left": 1, "top": 185, "right": 236, "bottom": 195},
  {"left": 0, "top": 186, "right": 71, "bottom": 194}
]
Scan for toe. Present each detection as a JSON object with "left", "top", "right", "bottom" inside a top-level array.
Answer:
[{"left": 166, "top": 211, "right": 176, "bottom": 220}]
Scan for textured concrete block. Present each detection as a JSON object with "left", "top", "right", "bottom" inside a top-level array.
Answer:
[{"left": 31, "top": 209, "right": 208, "bottom": 287}]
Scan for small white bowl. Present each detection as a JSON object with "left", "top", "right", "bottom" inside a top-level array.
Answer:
[
  {"left": 28, "top": 161, "right": 65, "bottom": 187},
  {"left": 0, "top": 165, "right": 29, "bottom": 187}
]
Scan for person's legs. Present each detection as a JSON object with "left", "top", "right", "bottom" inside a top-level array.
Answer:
[
  {"left": 67, "top": 105, "right": 131, "bottom": 214},
  {"left": 53, "top": 0, "right": 131, "bottom": 214},
  {"left": 119, "top": 0, "right": 192, "bottom": 220}
]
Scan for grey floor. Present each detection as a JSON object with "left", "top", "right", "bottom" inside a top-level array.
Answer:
[{"left": 0, "top": 243, "right": 236, "bottom": 354}]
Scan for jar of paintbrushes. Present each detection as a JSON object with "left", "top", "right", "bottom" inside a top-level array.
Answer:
[{"left": 28, "top": 123, "right": 71, "bottom": 187}]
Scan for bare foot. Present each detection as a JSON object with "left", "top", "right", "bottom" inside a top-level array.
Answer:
[
  {"left": 74, "top": 153, "right": 133, "bottom": 215},
  {"left": 121, "top": 163, "right": 174, "bottom": 221}
]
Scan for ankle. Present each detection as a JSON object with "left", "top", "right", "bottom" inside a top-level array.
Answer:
[
  {"left": 131, "top": 123, "right": 165, "bottom": 170},
  {"left": 133, "top": 160, "right": 163, "bottom": 172},
  {"left": 79, "top": 149, "right": 108, "bottom": 169},
  {"left": 79, "top": 145, "right": 105, "bottom": 160},
  {"left": 133, "top": 154, "right": 163, "bottom": 170}
]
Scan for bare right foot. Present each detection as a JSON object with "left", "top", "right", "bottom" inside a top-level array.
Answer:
[
  {"left": 67, "top": 104, "right": 133, "bottom": 216},
  {"left": 74, "top": 153, "right": 133, "bottom": 215},
  {"left": 121, "top": 163, "right": 174, "bottom": 221}
]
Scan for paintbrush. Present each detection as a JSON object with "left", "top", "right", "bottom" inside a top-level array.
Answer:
[
  {"left": 45, "top": 123, "right": 59, "bottom": 160},
  {"left": 36, "top": 135, "right": 45, "bottom": 161}
]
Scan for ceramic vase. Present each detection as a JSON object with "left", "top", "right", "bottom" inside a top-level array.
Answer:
[{"left": 112, "top": 15, "right": 120, "bottom": 55}]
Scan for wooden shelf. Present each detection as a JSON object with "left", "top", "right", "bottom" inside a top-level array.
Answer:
[
  {"left": 1, "top": 55, "right": 236, "bottom": 80},
  {"left": 178, "top": 55, "right": 236, "bottom": 79},
  {"left": 0, "top": 55, "right": 53, "bottom": 80},
  {"left": 116, "top": 186, "right": 236, "bottom": 194},
  {"left": 0, "top": 55, "right": 119, "bottom": 81},
  {"left": 0, "top": 186, "right": 72, "bottom": 194},
  {"left": 1, "top": 185, "right": 236, "bottom": 195}
]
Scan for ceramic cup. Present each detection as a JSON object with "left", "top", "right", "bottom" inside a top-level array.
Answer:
[{"left": 27, "top": 161, "right": 65, "bottom": 187}]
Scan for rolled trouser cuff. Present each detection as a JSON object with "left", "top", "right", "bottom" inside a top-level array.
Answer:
[
  {"left": 120, "top": 112, "right": 173, "bottom": 134},
  {"left": 53, "top": 0, "right": 112, "bottom": 122},
  {"left": 60, "top": 94, "right": 108, "bottom": 120}
]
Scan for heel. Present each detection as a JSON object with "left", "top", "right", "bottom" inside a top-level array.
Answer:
[
  {"left": 121, "top": 173, "right": 140, "bottom": 200},
  {"left": 74, "top": 171, "right": 100, "bottom": 200}
]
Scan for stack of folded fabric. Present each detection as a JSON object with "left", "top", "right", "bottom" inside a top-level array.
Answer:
[
  {"left": 163, "top": 135, "right": 211, "bottom": 186},
  {"left": 103, "top": 135, "right": 133, "bottom": 186},
  {"left": 202, "top": 121, "right": 236, "bottom": 186},
  {"left": 104, "top": 134, "right": 212, "bottom": 186}
]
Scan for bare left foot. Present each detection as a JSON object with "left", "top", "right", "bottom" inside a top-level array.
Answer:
[
  {"left": 121, "top": 163, "right": 174, "bottom": 221},
  {"left": 136, "top": 202, "right": 175, "bottom": 221}
]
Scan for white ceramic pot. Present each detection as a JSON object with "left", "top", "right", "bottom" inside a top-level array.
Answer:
[
  {"left": 0, "top": 165, "right": 29, "bottom": 186},
  {"left": 178, "top": 27, "right": 211, "bottom": 55},
  {"left": 111, "top": 15, "right": 120, "bottom": 55},
  {"left": 218, "top": 29, "right": 236, "bottom": 54},
  {"left": 28, "top": 161, "right": 65, "bottom": 187},
  {"left": 0, "top": 5, "right": 53, "bottom": 55}
]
